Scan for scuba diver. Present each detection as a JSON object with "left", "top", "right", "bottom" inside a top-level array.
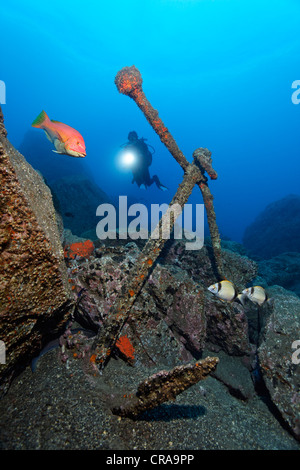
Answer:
[{"left": 121, "top": 131, "right": 168, "bottom": 191}]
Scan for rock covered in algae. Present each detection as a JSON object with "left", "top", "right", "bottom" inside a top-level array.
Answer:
[
  {"left": 0, "top": 106, "right": 7, "bottom": 138},
  {"left": 111, "top": 356, "right": 219, "bottom": 419},
  {"left": 258, "top": 286, "right": 300, "bottom": 441},
  {"left": 0, "top": 106, "right": 72, "bottom": 394},
  {"left": 49, "top": 174, "right": 112, "bottom": 239},
  {"left": 257, "top": 252, "right": 300, "bottom": 298},
  {"left": 67, "top": 242, "right": 205, "bottom": 365},
  {"left": 68, "top": 240, "right": 253, "bottom": 366}
]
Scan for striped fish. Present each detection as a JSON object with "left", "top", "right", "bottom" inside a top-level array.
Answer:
[{"left": 207, "top": 280, "right": 238, "bottom": 302}]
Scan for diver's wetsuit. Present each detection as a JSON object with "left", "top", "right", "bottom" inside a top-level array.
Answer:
[{"left": 124, "top": 131, "right": 167, "bottom": 191}]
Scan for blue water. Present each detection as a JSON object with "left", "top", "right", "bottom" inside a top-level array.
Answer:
[{"left": 1, "top": 0, "right": 300, "bottom": 242}]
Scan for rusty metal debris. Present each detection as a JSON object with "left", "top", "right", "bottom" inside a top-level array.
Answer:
[
  {"left": 114, "top": 66, "right": 223, "bottom": 278},
  {"left": 111, "top": 356, "right": 219, "bottom": 419},
  {"left": 92, "top": 66, "right": 224, "bottom": 370}
]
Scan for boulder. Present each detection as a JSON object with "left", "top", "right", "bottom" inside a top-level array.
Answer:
[
  {"left": 209, "top": 349, "right": 256, "bottom": 401},
  {"left": 67, "top": 240, "right": 253, "bottom": 364},
  {"left": 257, "top": 252, "right": 300, "bottom": 297},
  {"left": 146, "top": 263, "right": 207, "bottom": 359},
  {"left": 66, "top": 242, "right": 197, "bottom": 366},
  {"left": 0, "top": 107, "right": 72, "bottom": 394},
  {"left": 243, "top": 195, "right": 300, "bottom": 259},
  {"left": 49, "top": 175, "right": 112, "bottom": 239},
  {"left": 162, "top": 238, "right": 258, "bottom": 294},
  {"left": 258, "top": 286, "right": 300, "bottom": 440},
  {"left": 0, "top": 106, "right": 7, "bottom": 138}
]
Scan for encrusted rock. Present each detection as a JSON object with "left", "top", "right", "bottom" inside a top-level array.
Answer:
[
  {"left": 163, "top": 240, "right": 254, "bottom": 356},
  {"left": 69, "top": 240, "right": 253, "bottom": 364},
  {"left": 257, "top": 252, "right": 300, "bottom": 298},
  {"left": 0, "top": 109, "right": 72, "bottom": 394},
  {"left": 68, "top": 242, "right": 198, "bottom": 365},
  {"left": 162, "top": 240, "right": 257, "bottom": 293},
  {"left": 49, "top": 174, "right": 112, "bottom": 239},
  {"left": 204, "top": 298, "right": 251, "bottom": 356},
  {"left": 209, "top": 349, "right": 256, "bottom": 400},
  {"left": 0, "top": 106, "right": 7, "bottom": 138},
  {"left": 258, "top": 286, "right": 300, "bottom": 440},
  {"left": 146, "top": 263, "right": 207, "bottom": 356}
]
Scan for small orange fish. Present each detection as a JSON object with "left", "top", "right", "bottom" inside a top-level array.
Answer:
[{"left": 32, "top": 110, "right": 86, "bottom": 158}]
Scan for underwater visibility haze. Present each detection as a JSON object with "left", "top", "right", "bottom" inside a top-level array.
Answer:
[
  {"left": 1, "top": 0, "right": 300, "bottom": 241},
  {"left": 0, "top": 0, "right": 300, "bottom": 452}
]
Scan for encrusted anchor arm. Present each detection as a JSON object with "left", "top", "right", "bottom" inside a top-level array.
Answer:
[
  {"left": 193, "top": 148, "right": 223, "bottom": 278},
  {"left": 115, "top": 66, "right": 189, "bottom": 172},
  {"left": 111, "top": 356, "right": 219, "bottom": 419},
  {"left": 193, "top": 147, "right": 218, "bottom": 181}
]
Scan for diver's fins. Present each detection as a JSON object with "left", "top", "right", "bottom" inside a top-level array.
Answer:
[{"left": 153, "top": 175, "right": 168, "bottom": 191}]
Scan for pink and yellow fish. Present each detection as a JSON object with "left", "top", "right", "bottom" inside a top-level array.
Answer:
[{"left": 32, "top": 110, "right": 86, "bottom": 158}]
